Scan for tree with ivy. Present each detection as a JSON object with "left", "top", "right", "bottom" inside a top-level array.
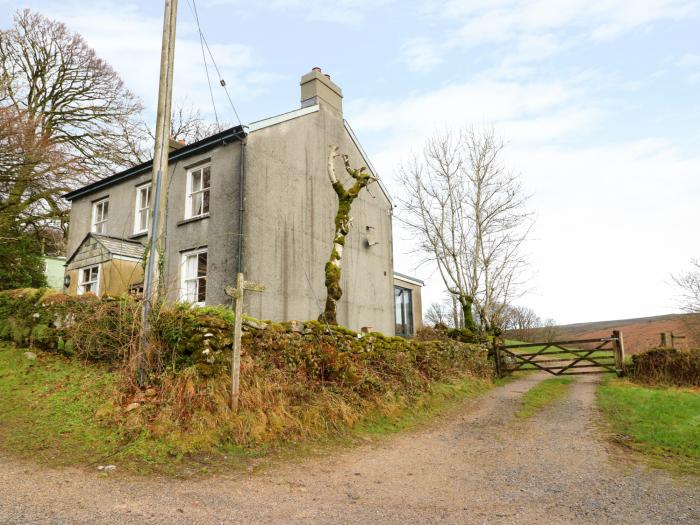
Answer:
[{"left": 319, "top": 145, "right": 377, "bottom": 325}]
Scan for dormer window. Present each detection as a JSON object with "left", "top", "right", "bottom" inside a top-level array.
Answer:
[
  {"left": 186, "top": 165, "right": 210, "bottom": 219},
  {"left": 92, "top": 198, "right": 109, "bottom": 234}
]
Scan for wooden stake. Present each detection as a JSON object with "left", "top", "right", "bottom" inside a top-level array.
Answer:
[
  {"left": 612, "top": 330, "right": 625, "bottom": 377},
  {"left": 224, "top": 273, "right": 265, "bottom": 411}
]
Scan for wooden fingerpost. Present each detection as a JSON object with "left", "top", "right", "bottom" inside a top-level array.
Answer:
[
  {"left": 612, "top": 330, "right": 625, "bottom": 377},
  {"left": 224, "top": 273, "right": 265, "bottom": 411}
]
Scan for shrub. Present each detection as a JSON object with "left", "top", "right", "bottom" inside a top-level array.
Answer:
[
  {"left": 0, "top": 225, "right": 47, "bottom": 291},
  {"left": 0, "top": 287, "right": 494, "bottom": 449},
  {"left": 447, "top": 327, "right": 484, "bottom": 344},
  {"left": 631, "top": 348, "right": 700, "bottom": 387}
]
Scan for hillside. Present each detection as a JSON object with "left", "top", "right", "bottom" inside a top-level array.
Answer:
[{"left": 556, "top": 313, "right": 700, "bottom": 354}]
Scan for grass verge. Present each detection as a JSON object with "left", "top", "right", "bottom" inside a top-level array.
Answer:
[
  {"left": 356, "top": 378, "right": 492, "bottom": 435},
  {"left": 0, "top": 344, "right": 493, "bottom": 476},
  {"left": 597, "top": 378, "right": 700, "bottom": 475},
  {"left": 516, "top": 376, "right": 574, "bottom": 418}
]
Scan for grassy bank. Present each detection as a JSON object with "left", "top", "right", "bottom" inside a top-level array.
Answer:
[
  {"left": 597, "top": 379, "right": 700, "bottom": 475},
  {"left": 0, "top": 344, "right": 492, "bottom": 475},
  {"left": 516, "top": 377, "right": 574, "bottom": 418}
]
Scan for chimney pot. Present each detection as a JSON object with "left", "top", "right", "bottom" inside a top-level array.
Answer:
[
  {"left": 312, "top": 66, "right": 322, "bottom": 72},
  {"left": 168, "top": 137, "right": 186, "bottom": 153}
]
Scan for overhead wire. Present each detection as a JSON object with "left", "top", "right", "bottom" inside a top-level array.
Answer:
[
  {"left": 186, "top": 0, "right": 243, "bottom": 127},
  {"left": 190, "top": 0, "right": 220, "bottom": 128}
]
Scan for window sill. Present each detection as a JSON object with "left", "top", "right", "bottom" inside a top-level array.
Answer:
[
  {"left": 129, "top": 231, "right": 148, "bottom": 240},
  {"left": 177, "top": 213, "right": 210, "bottom": 227}
]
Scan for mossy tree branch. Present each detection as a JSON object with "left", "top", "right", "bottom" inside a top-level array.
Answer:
[{"left": 320, "top": 144, "right": 376, "bottom": 325}]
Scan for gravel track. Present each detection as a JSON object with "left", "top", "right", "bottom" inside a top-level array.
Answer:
[{"left": 1, "top": 373, "right": 698, "bottom": 524}]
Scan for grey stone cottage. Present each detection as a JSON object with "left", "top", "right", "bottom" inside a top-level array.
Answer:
[{"left": 62, "top": 69, "right": 423, "bottom": 336}]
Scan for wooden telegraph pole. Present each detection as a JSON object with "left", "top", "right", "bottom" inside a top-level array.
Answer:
[
  {"left": 138, "top": 0, "right": 179, "bottom": 386},
  {"left": 225, "top": 273, "right": 265, "bottom": 411}
]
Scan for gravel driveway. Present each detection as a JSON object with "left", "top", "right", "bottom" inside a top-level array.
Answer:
[{"left": 1, "top": 373, "right": 698, "bottom": 524}]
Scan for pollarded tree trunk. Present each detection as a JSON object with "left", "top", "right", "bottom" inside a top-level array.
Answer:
[
  {"left": 319, "top": 145, "right": 376, "bottom": 325},
  {"left": 458, "top": 294, "right": 477, "bottom": 332}
]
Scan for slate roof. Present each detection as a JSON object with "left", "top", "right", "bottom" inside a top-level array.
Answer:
[
  {"left": 66, "top": 233, "right": 145, "bottom": 264},
  {"left": 62, "top": 125, "right": 247, "bottom": 201},
  {"left": 93, "top": 234, "right": 145, "bottom": 260}
]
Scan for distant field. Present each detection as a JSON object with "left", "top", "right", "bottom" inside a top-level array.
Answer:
[{"left": 556, "top": 313, "right": 700, "bottom": 355}]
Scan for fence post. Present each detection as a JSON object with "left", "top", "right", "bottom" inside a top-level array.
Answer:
[
  {"left": 612, "top": 330, "right": 625, "bottom": 377},
  {"left": 492, "top": 336, "right": 503, "bottom": 377}
]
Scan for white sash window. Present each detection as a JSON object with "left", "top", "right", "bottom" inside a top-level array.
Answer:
[
  {"left": 186, "top": 165, "right": 210, "bottom": 219},
  {"left": 181, "top": 248, "right": 207, "bottom": 305},
  {"left": 92, "top": 199, "right": 109, "bottom": 234},
  {"left": 134, "top": 183, "right": 151, "bottom": 234}
]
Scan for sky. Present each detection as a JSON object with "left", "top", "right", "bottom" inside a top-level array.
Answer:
[{"left": 2, "top": 0, "right": 699, "bottom": 324}]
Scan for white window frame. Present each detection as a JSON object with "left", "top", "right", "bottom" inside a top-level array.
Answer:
[
  {"left": 185, "top": 164, "right": 211, "bottom": 219},
  {"left": 92, "top": 198, "right": 109, "bottom": 234},
  {"left": 77, "top": 264, "right": 100, "bottom": 296},
  {"left": 180, "top": 248, "right": 208, "bottom": 306},
  {"left": 133, "top": 183, "right": 151, "bottom": 234}
]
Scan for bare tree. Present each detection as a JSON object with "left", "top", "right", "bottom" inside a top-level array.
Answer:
[
  {"left": 673, "top": 259, "right": 700, "bottom": 313},
  {"left": 0, "top": 9, "right": 145, "bottom": 233},
  {"left": 319, "top": 145, "right": 377, "bottom": 325},
  {"left": 424, "top": 301, "right": 451, "bottom": 327},
  {"left": 502, "top": 304, "right": 541, "bottom": 341},
  {"left": 397, "top": 126, "right": 531, "bottom": 334},
  {"left": 538, "top": 318, "right": 560, "bottom": 343},
  {"left": 141, "top": 100, "right": 226, "bottom": 151},
  {"left": 465, "top": 129, "right": 531, "bottom": 333}
]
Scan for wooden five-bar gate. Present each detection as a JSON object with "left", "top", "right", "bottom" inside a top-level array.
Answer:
[{"left": 494, "top": 330, "right": 626, "bottom": 378}]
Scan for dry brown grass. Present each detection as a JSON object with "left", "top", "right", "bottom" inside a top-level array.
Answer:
[{"left": 0, "top": 288, "right": 494, "bottom": 453}]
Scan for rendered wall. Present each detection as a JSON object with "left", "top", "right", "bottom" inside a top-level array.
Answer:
[
  {"left": 65, "top": 143, "right": 242, "bottom": 305},
  {"left": 242, "top": 105, "right": 395, "bottom": 334},
  {"left": 63, "top": 106, "right": 395, "bottom": 333}
]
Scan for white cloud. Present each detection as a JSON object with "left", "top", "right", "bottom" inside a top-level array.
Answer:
[
  {"left": 438, "top": 0, "right": 696, "bottom": 38},
  {"left": 399, "top": 0, "right": 697, "bottom": 73},
  {"left": 399, "top": 37, "right": 443, "bottom": 73},
  {"left": 207, "top": 0, "right": 394, "bottom": 25},
  {"left": 349, "top": 76, "right": 590, "bottom": 139},
  {"left": 347, "top": 61, "right": 700, "bottom": 323},
  {"left": 387, "top": 134, "right": 700, "bottom": 324},
  {"left": 676, "top": 53, "right": 700, "bottom": 67}
]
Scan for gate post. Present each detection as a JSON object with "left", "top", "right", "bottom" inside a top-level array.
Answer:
[
  {"left": 612, "top": 330, "right": 625, "bottom": 377},
  {"left": 492, "top": 336, "right": 503, "bottom": 377}
]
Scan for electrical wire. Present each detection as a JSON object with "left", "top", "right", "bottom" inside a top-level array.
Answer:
[
  {"left": 190, "top": 0, "right": 220, "bottom": 128},
  {"left": 186, "top": 0, "right": 243, "bottom": 127}
]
